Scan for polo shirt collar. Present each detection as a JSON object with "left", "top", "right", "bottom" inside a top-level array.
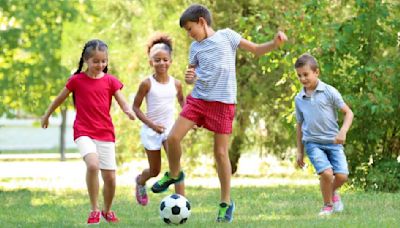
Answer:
[{"left": 300, "top": 80, "right": 326, "bottom": 97}]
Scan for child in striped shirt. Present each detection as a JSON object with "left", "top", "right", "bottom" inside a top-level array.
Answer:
[{"left": 151, "top": 3, "right": 287, "bottom": 222}]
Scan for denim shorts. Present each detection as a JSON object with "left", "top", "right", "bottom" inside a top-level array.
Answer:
[{"left": 304, "top": 142, "right": 349, "bottom": 175}]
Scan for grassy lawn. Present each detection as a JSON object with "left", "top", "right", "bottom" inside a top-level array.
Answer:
[{"left": 0, "top": 185, "right": 399, "bottom": 227}]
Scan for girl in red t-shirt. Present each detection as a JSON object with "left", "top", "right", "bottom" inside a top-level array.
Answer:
[{"left": 41, "top": 39, "right": 135, "bottom": 225}]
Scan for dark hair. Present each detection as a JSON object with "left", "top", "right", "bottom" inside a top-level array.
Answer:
[
  {"left": 147, "top": 33, "right": 173, "bottom": 56},
  {"left": 294, "top": 53, "right": 319, "bottom": 71},
  {"left": 179, "top": 4, "right": 212, "bottom": 28},
  {"left": 73, "top": 39, "right": 109, "bottom": 75}
]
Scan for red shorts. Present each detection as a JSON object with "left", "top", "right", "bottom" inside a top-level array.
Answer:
[{"left": 180, "top": 95, "right": 235, "bottom": 134}]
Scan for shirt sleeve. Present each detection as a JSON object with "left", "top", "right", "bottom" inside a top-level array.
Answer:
[
  {"left": 188, "top": 42, "right": 198, "bottom": 66},
  {"left": 224, "top": 28, "right": 242, "bottom": 50},
  {"left": 109, "top": 75, "right": 123, "bottom": 93},
  {"left": 295, "top": 97, "right": 304, "bottom": 123},
  {"left": 65, "top": 75, "right": 76, "bottom": 92},
  {"left": 329, "top": 86, "right": 345, "bottom": 109}
]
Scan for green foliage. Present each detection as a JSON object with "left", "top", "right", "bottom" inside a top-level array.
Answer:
[
  {"left": 365, "top": 159, "right": 400, "bottom": 192},
  {"left": 1, "top": 0, "right": 399, "bottom": 191},
  {"left": 0, "top": 0, "right": 77, "bottom": 117},
  {"left": 302, "top": 1, "right": 400, "bottom": 190}
]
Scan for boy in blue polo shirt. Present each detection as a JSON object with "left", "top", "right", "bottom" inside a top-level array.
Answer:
[{"left": 294, "top": 53, "right": 354, "bottom": 216}]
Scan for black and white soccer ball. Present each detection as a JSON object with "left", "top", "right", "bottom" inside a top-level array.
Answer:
[{"left": 159, "top": 194, "right": 191, "bottom": 225}]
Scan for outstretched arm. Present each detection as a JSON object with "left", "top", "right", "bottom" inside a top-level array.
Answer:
[
  {"left": 239, "top": 31, "right": 287, "bottom": 57},
  {"left": 114, "top": 90, "right": 136, "bottom": 120},
  {"left": 41, "top": 87, "right": 71, "bottom": 128},
  {"left": 334, "top": 104, "right": 354, "bottom": 144}
]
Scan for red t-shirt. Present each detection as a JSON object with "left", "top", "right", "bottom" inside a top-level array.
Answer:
[{"left": 66, "top": 73, "right": 123, "bottom": 142}]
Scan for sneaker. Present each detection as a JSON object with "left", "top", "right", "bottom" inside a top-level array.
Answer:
[
  {"left": 101, "top": 211, "right": 119, "bottom": 223},
  {"left": 318, "top": 204, "right": 333, "bottom": 216},
  {"left": 333, "top": 193, "right": 344, "bottom": 212},
  {"left": 216, "top": 201, "right": 235, "bottom": 223},
  {"left": 87, "top": 210, "right": 101, "bottom": 225},
  {"left": 135, "top": 175, "right": 148, "bottom": 206},
  {"left": 151, "top": 171, "right": 185, "bottom": 193}
]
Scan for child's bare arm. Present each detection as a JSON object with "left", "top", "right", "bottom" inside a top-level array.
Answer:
[
  {"left": 239, "top": 31, "right": 287, "bottom": 57},
  {"left": 334, "top": 104, "right": 354, "bottom": 144},
  {"left": 132, "top": 80, "right": 165, "bottom": 133},
  {"left": 175, "top": 79, "right": 185, "bottom": 108},
  {"left": 41, "top": 87, "right": 71, "bottom": 128},
  {"left": 296, "top": 122, "right": 305, "bottom": 168},
  {"left": 114, "top": 90, "right": 136, "bottom": 120}
]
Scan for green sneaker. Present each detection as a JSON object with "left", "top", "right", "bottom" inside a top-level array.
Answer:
[
  {"left": 151, "top": 171, "right": 184, "bottom": 193},
  {"left": 216, "top": 201, "right": 235, "bottom": 223}
]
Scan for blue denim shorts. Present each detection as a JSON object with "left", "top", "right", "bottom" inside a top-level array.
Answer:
[{"left": 304, "top": 142, "right": 349, "bottom": 175}]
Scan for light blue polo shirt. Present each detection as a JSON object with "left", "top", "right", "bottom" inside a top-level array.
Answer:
[
  {"left": 295, "top": 80, "right": 346, "bottom": 144},
  {"left": 189, "top": 28, "right": 242, "bottom": 104}
]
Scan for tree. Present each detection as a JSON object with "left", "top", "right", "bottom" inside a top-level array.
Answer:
[{"left": 0, "top": 0, "right": 78, "bottom": 160}]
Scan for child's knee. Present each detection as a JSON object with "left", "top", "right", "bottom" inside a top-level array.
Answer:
[
  {"left": 86, "top": 163, "right": 100, "bottom": 172},
  {"left": 319, "top": 168, "right": 334, "bottom": 179},
  {"left": 167, "top": 133, "right": 180, "bottom": 144},
  {"left": 335, "top": 173, "right": 348, "bottom": 182}
]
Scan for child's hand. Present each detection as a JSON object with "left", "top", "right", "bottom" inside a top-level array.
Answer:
[
  {"left": 296, "top": 152, "right": 305, "bottom": 168},
  {"left": 185, "top": 64, "right": 197, "bottom": 84},
  {"left": 274, "top": 31, "right": 287, "bottom": 47},
  {"left": 41, "top": 116, "right": 49, "bottom": 129},
  {"left": 125, "top": 110, "right": 136, "bottom": 120},
  {"left": 152, "top": 124, "right": 166, "bottom": 134},
  {"left": 334, "top": 130, "right": 347, "bottom": 144}
]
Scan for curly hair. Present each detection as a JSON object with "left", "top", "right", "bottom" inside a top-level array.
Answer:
[{"left": 147, "top": 33, "right": 173, "bottom": 56}]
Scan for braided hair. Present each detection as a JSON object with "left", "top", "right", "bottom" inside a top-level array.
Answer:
[
  {"left": 71, "top": 39, "right": 108, "bottom": 105},
  {"left": 74, "top": 39, "right": 109, "bottom": 75}
]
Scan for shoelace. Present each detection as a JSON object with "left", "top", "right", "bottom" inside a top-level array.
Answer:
[
  {"left": 89, "top": 211, "right": 99, "bottom": 218},
  {"left": 139, "top": 185, "right": 147, "bottom": 196},
  {"left": 106, "top": 211, "right": 115, "bottom": 219},
  {"left": 157, "top": 173, "right": 170, "bottom": 185}
]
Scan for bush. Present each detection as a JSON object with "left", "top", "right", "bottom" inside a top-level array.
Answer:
[{"left": 365, "top": 159, "right": 400, "bottom": 192}]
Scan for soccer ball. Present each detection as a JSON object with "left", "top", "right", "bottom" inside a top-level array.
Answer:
[{"left": 159, "top": 194, "right": 191, "bottom": 224}]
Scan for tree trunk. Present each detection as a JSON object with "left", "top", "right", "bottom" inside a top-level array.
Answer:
[
  {"left": 59, "top": 107, "right": 67, "bottom": 161},
  {"left": 229, "top": 109, "right": 249, "bottom": 174}
]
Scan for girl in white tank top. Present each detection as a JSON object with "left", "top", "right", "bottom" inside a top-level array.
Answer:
[{"left": 132, "top": 33, "right": 185, "bottom": 206}]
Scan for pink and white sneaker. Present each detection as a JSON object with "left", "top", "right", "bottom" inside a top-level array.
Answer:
[
  {"left": 87, "top": 210, "right": 101, "bottom": 225},
  {"left": 135, "top": 175, "right": 149, "bottom": 206},
  {"left": 318, "top": 204, "right": 334, "bottom": 216},
  {"left": 333, "top": 192, "right": 344, "bottom": 212}
]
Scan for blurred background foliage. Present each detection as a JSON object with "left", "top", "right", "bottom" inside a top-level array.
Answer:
[{"left": 0, "top": 0, "right": 399, "bottom": 191}]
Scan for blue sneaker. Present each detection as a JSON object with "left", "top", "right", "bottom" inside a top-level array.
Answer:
[
  {"left": 216, "top": 201, "right": 235, "bottom": 223},
  {"left": 151, "top": 171, "right": 184, "bottom": 193}
]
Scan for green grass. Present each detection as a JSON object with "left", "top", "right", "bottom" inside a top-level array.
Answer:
[{"left": 0, "top": 185, "right": 399, "bottom": 227}]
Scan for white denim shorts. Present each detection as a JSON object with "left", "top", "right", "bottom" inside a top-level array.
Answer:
[
  {"left": 75, "top": 136, "right": 117, "bottom": 170},
  {"left": 140, "top": 124, "right": 170, "bottom": 150}
]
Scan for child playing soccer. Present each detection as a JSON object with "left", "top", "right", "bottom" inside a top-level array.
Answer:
[
  {"left": 294, "top": 53, "right": 354, "bottom": 216},
  {"left": 151, "top": 4, "right": 287, "bottom": 222},
  {"left": 41, "top": 39, "right": 136, "bottom": 224},
  {"left": 133, "top": 33, "right": 185, "bottom": 206}
]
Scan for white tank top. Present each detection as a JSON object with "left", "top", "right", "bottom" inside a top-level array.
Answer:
[{"left": 145, "top": 75, "right": 177, "bottom": 129}]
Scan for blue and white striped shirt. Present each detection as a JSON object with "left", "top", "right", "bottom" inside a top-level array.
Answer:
[{"left": 189, "top": 28, "right": 242, "bottom": 104}]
